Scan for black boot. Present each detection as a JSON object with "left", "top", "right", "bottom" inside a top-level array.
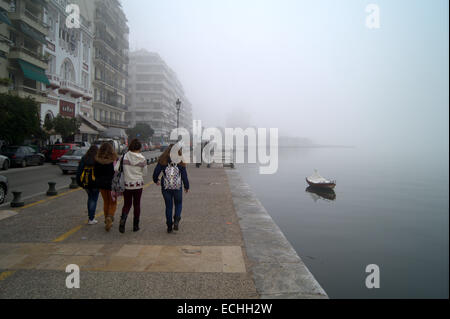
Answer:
[
  {"left": 167, "top": 223, "right": 173, "bottom": 233},
  {"left": 119, "top": 214, "right": 127, "bottom": 234},
  {"left": 133, "top": 218, "right": 140, "bottom": 232},
  {"left": 173, "top": 217, "right": 181, "bottom": 231}
]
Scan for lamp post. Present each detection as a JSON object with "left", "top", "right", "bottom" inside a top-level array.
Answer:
[{"left": 175, "top": 98, "right": 182, "bottom": 141}]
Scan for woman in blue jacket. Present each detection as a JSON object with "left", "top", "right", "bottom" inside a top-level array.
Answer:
[{"left": 153, "top": 144, "right": 189, "bottom": 233}]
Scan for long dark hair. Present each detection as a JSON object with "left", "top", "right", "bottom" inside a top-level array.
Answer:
[
  {"left": 158, "top": 144, "right": 186, "bottom": 167},
  {"left": 84, "top": 145, "right": 98, "bottom": 162}
]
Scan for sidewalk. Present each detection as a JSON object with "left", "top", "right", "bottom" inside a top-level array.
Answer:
[{"left": 0, "top": 165, "right": 258, "bottom": 298}]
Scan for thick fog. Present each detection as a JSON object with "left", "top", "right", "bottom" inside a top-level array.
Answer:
[{"left": 123, "top": 0, "right": 449, "bottom": 154}]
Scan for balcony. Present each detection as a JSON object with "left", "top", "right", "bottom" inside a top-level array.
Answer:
[
  {"left": 9, "top": 8, "right": 48, "bottom": 37},
  {"left": 46, "top": 73, "right": 60, "bottom": 89},
  {"left": 59, "top": 80, "right": 84, "bottom": 98},
  {"left": 9, "top": 85, "right": 47, "bottom": 103},
  {"left": 83, "top": 88, "right": 93, "bottom": 101},
  {"left": 94, "top": 98, "right": 127, "bottom": 111},
  {"left": 98, "top": 116, "right": 129, "bottom": 129},
  {"left": 8, "top": 45, "right": 48, "bottom": 70}
]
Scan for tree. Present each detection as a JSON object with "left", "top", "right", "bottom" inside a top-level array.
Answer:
[
  {"left": 51, "top": 115, "right": 81, "bottom": 142},
  {"left": 126, "top": 123, "right": 154, "bottom": 141},
  {"left": 0, "top": 93, "right": 41, "bottom": 145}
]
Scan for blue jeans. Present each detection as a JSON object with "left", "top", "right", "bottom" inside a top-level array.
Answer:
[
  {"left": 162, "top": 189, "right": 183, "bottom": 226},
  {"left": 85, "top": 189, "right": 100, "bottom": 221}
]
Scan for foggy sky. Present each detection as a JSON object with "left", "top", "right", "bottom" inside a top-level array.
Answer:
[{"left": 122, "top": 0, "right": 449, "bottom": 152}]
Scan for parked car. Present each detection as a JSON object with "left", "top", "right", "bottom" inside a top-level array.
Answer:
[
  {"left": 94, "top": 138, "right": 123, "bottom": 155},
  {"left": 51, "top": 144, "right": 78, "bottom": 163},
  {"left": 58, "top": 148, "right": 88, "bottom": 174},
  {"left": 75, "top": 141, "right": 91, "bottom": 148},
  {"left": 153, "top": 142, "right": 161, "bottom": 150},
  {"left": 0, "top": 175, "right": 8, "bottom": 204},
  {"left": 0, "top": 155, "right": 10, "bottom": 170},
  {"left": 2, "top": 146, "right": 44, "bottom": 167}
]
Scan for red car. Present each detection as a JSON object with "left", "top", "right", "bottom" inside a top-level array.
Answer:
[{"left": 51, "top": 144, "right": 78, "bottom": 163}]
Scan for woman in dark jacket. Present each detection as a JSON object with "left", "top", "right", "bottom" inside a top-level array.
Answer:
[
  {"left": 76, "top": 145, "right": 99, "bottom": 224},
  {"left": 153, "top": 144, "right": 189, "bottom": 233},
  {"left": 95, "top": 143, "right": 118, "bottom": 232}
]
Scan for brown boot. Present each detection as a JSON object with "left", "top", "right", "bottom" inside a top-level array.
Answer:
[{"left": 105, "top": 216, "right": 113, "bottom": 232}]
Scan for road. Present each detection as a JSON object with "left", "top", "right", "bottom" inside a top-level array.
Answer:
[{"left": 0, "top": 150, "right": 162, "bottom": 206}]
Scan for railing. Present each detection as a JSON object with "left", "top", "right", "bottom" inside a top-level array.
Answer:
[
  {"left": 94, "top": 77, "right": 127, "bottom": 92},
  {"left": 94, "top": 98, "right": 127, "bottom": 110},
  {"left": 10, "top": 45, "right": 48, "bottom": 63},
  {"left": 24, "top": 9, "right": 49, "bottom": 29},
  {"left": 98, "top": 116, "right": 128, "bottom": 128},
  {"left": 59, "top": 80, "right": 85, "bottom": 97}
]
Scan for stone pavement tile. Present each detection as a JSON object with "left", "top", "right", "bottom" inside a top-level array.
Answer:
[
  {"left": 13, "top": 254, "right": 49, "bottom": 270},
  {"left": 138, "top": 245, "right": 163, "bottom": 258},
  {"left": 0, "top": 243, "right": 23, "bottom": 256},
  {"left": 102, "top": 256, "right": 136, "bottom": 272},
  {"left": 95, "top": 244, "right": 123, "bottom": 256},
  {"left": 53, "top": 244, "right": 82, "bottom": 256},
  {"left": 84, "top": 256, "right": 110, "bottom": 271},
  {"left": 16, "top": 243, "right": 58, "bottom": 255},
  {"left": 74, "top": 244, "right": 105, "bottom": 256},
  {"left": 0, "top": 254, "right": 28, "bottom": 269},
  {"left": 35, "top": 255, "right": 93, "bottom": 271},
  {"left": 129, "top": 255, "right": 158, "bottom": 272},
  {"left": 200, "top": 246, "right": 222, "bottom": 263},
  {"left": 114, "top": 244, "right": 144, "bottom": 258},
  {"left": 222, "top": 246, "right": 246, "bottom": 273}
]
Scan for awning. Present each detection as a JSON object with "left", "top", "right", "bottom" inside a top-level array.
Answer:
[
  {"left": 79, "top": 114, "right": 107, "bottom": 132},
  {"left": 0, "top": 8, "right": 12, "bottom": 26},
  {"left": 18, "top": 59, "right": 50, "bottom": 85},
  {"left": 78, "top": 123, "right": 98, "bottom": 135},
  {"left": 19, "top": 21, "right": 46, "bottom": 44}
]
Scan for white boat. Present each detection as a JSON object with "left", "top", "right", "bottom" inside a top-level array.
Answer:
[{"left": 306, "top": 170, "right": 336, "bottom": 189}]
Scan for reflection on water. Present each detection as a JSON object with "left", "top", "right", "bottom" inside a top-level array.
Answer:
[{"left": 305, "top": 186, "right": 337, "bottom": 202}]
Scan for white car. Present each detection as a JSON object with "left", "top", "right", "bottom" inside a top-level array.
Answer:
[{"left": 0, "top": 154, "right": 10, "bottom": 171}]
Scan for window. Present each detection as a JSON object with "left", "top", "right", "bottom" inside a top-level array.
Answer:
[
  {"left": 82, "top": 72, "right": 89, "bottom": 89},
  {"left": 47, "top": 55, "right": 56, "bottom": 74},
  {"left": 83, "top": 42, "right": 89, "bottom": 63},
  {"left": 61, "top": 59, "right": 76, "bottom": 82}
]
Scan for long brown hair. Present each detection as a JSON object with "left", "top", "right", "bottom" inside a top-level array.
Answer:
[
  {"left": 95, "top": 142, "right": 118, "bottom": 163},
  {"left": 84, "top": 145, "right": 98, "bottom": 162},
  {"left": 158, "top": 144, "right": 186, "bottom": 167}
]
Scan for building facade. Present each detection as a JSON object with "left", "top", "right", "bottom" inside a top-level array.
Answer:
[
  {"left": 0, "top": 0, "right": 49, "bottom": 102},
  {"left": 83, "top": 0, "right": 129, "bottom": 130},
  {"left": 42, "top": 0, "right": 103, "bottom": 143},
  {"left": 128, "top": 49, "right": 193, "bottom": 142}
]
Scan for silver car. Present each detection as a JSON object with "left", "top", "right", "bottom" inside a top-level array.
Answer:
[
  {"left": 58, "top": 148, "right": 88, "bottom": 174},
  {"left": 0, "top": 155, "right": 10, "bottom": 171}
]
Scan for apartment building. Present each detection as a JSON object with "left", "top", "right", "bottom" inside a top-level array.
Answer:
[
  {"left": 83, "top": 0, "right": 129, "bottom": 130},
  {"left": 128, "top": 49, "right": 193, "bottom": 142},
  {"left": 0, "top": 0, "right": 49, "bottom": 102}
]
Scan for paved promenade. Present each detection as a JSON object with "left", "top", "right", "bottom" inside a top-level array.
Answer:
[
  {"left": 0, "top": 164, "right": 258, "bottom": 298},
  {"left": 0, "top": 164, "right": 327, "bottom": 299}
]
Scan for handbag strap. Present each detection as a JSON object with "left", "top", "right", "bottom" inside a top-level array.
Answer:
[{"left": 119, "top": 153, "right": 125, "bottom": 173}]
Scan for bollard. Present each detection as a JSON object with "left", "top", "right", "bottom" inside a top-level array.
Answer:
[
  {"left": 47, "top": 182, "right": 58, "bottom": 196},
  {"left": 69, "top": 177, "right": 78, "bottom": 189},
  {"left": 10, "top": 191, "right": 24, "bottom": 208},
  {"left": 146, "top": 159, "right": 150, "bottom": 165}
]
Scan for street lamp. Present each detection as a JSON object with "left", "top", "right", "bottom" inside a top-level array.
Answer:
[{"left": 175, "top": 98, "right": 182, "bottom": 141}]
